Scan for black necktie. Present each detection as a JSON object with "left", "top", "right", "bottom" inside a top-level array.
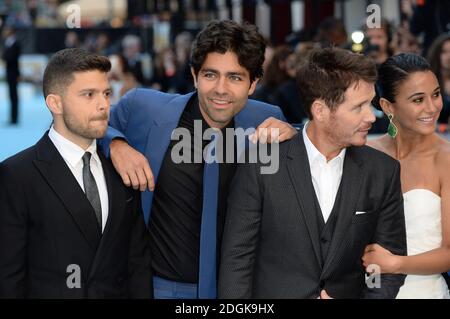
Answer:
[{"left": 82, "top": 152, "right": 102, "bottom": 229}]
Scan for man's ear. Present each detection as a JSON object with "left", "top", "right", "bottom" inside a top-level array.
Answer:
[
  {"left": 311, "top": 100, "right": 328, "bottom": 122},
  {"left": 248, "top": 78, "right": 259, "bottom": 96},
  {"left": 190, "top": 67, "right": 198, "bottom": 89},
  {"left": 379, "top": 97, "right": 394, "bottom": 116},
  {"left": 45, "top": 94, "right": 63, "bottom": 115}
]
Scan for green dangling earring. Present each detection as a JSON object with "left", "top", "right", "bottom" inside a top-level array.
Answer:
[{"left": 387, "top": 113, "right": 398, "bottom": 138}]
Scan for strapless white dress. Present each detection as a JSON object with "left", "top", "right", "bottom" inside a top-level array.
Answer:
[{"left": 396, "top": 189, "right": 450, "bottom": 299}]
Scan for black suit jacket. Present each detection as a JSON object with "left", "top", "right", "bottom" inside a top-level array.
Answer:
[
  {"left": 219, "top": 133, "right": 407, "bottom": 299},
  {"left": 0, "top": 134, "right": 152, "bottom": 298}
]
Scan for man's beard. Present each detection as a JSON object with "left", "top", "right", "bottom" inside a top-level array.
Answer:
[
  {"left": 63, "top": 112, "right": 108, "bottom": 140},
  {"left": 324, "top": 116, "right": 350, "bottom": 149}
]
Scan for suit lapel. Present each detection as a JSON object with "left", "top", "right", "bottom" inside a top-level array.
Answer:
[
  {"left": 286, "top": 134, "right": 323, "bottom": 268},
  {"left": 33, "top": 134, "right": 101, "bottom": 252},
  {"left": 96, "top": 151, "right": 125, "bottom": 243},
  {"left": 322, "top": 147, "right": 364, "bottom": 276}
]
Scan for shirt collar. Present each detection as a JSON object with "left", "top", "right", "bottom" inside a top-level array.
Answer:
[
  {"left": 48, "top": 126, "right": 99, "bottom": 169},
  {"left": 302, "top": 122, "right": 346, "bottom": 165}
]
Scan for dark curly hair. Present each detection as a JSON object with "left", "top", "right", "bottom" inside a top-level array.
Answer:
[{"left": 190, "top": 20, "right": 266, "bottom": 83}]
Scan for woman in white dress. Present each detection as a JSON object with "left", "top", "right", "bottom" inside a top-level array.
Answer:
[{"left": 362, "top": 53, "right": 450, "bottom": 298}]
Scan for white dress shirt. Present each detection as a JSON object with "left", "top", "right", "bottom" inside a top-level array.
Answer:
[
  {"left": 302, "top": 123, "right": 346, "bottom": 223},
  {"left": 49, "top": 126, "right": 109, "bottom": 232}
]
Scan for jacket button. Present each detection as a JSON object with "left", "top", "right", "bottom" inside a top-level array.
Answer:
[{"left": 320, "top": 238, "right": 327, "bottom": 244}]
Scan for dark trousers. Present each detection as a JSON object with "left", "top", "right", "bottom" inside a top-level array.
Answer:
[{"left": 7, "top": 76, "right": 18, "bottom": 124}]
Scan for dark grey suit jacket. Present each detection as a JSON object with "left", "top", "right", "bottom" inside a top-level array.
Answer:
[{"left": 218, "top": 132, "right": 407, "bottom": 299}]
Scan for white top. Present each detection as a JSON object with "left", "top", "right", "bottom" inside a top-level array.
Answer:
[
  {"left": 48, "top": 126, "right": 109, "bottom": 232},
  {"left": 302, "top": 123, "right": 346, "bottom": 223},
  {"left": 396, "top": 189, "right": 450, "bottom": 299}
]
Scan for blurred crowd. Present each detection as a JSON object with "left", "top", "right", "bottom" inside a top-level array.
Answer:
[
  {"left": 62, "top": 29, "right": 196, "bottom": 105},
  {"left": 1, "top": 0, "right": 450, "bottom": 133},
  {"left": 250, "top": 0, "right": 450, "bottom": 132}
]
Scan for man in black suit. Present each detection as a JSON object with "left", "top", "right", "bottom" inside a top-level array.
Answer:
[
  {"left": 2, "top": 26, "right": 20, "bottom": 125},
  {"left": 219, "top": 47, "right": 407, "bottom": 299},
  {"left": 0, "top": 48, "right": 152, "bottom": 298}
]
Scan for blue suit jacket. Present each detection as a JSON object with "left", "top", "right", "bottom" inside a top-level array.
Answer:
[{"left": 101, "top": 88, "right": 285, "bottom": 224}]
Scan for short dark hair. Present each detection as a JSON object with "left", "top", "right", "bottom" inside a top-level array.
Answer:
[
  {"left": 43, "top": 48, "right": 111, "bottom": 98},
  {"left": 297, "top": 47, "right": 377, "bottom": 120},
  {"left": 374, "top": 53, "right": 431, "bottom": 107},
  {"left": 190, "top": 20, "right": 266, "bottom": 83}
]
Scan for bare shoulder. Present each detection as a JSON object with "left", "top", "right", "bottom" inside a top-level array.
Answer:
[{"left": 436, "top": 136, "right": 450, "bottom": 179}]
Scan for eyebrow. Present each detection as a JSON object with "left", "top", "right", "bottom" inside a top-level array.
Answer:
[
  {"left": 200, "top": 68, "right": 246, "bottom": 77},
  {"left": 354, "top": 96, "right": 375, "bottom": 108},
  {"left": 407, "top": 86, "right": 440, "bottom": 99},
  {"left": 353, "top": 101, "right": 367, "bottom": 108},
  {"left": 78, "top": 87, "right": 112, "bottom": 93}
]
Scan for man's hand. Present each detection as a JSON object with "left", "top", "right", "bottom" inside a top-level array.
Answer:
[
  {"left": 362, "top": 243, "right": 400, "bottom": 274},
  {"left": 250, "top": 117, "right": 297, "bottom": 144},
  {"left": 110, "top": 139, "right": 155, "bottom": 192}
]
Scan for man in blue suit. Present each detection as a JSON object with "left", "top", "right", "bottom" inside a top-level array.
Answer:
[{"left": 100, "top": 20, "right": 296, "bottom": 299}]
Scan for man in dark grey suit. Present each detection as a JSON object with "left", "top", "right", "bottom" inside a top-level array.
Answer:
[{"left": 219, "top": 47, "right": 407, "bottom": 299}]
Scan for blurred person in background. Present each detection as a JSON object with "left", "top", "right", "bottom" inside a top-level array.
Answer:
[
  {"left": 427, "top": 34, "right": 450, "bottom": 128},
  {"left": 262, "top": 39, "right": 274, "bottom": 75},
  {"left": 108, "top": 54, "right": 140, "bottom": 105},
  {"left": 251, "top": 45, "right": 294, "bottom": 105},
  {"left": 95, "top": 33, "right": 113, "bottom": 57},
  {"left": 249, "top": 38, "right": 273, "bottom": 103},
  {"left": 64, "top": 31, "right": 80, "bottom": 49},
  {"left": 122, "top": 35, "right": 145, "bottom": 85},
  {"left": 364, "top": 19, "right": 393, "bottom": 66},
  {"left": 2, "top": 25, "right": 21, "bottom": 125},
  {"left": 173, "top": 31, "right": 194, "bottom": 94},
  {"left": 392, "top": 27, "right": 421, "bottom": 55},
  {"left": 149, "top": 47, "right": 177, "bottom": 93},
  {"left": 271, "top": 42, "right": 315, "bottom": 125},
  {"left": 314, "top": 17, "right": 348, "bottom": 48},
  {"left": 407, "top": 0, "right": 450, "bottom": 56},
  {"left": 364, "top": 19, "right": 394, "bottom": 134},
  {"left": 83, "top": 32, "right": 98, "bottom": 53}
]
